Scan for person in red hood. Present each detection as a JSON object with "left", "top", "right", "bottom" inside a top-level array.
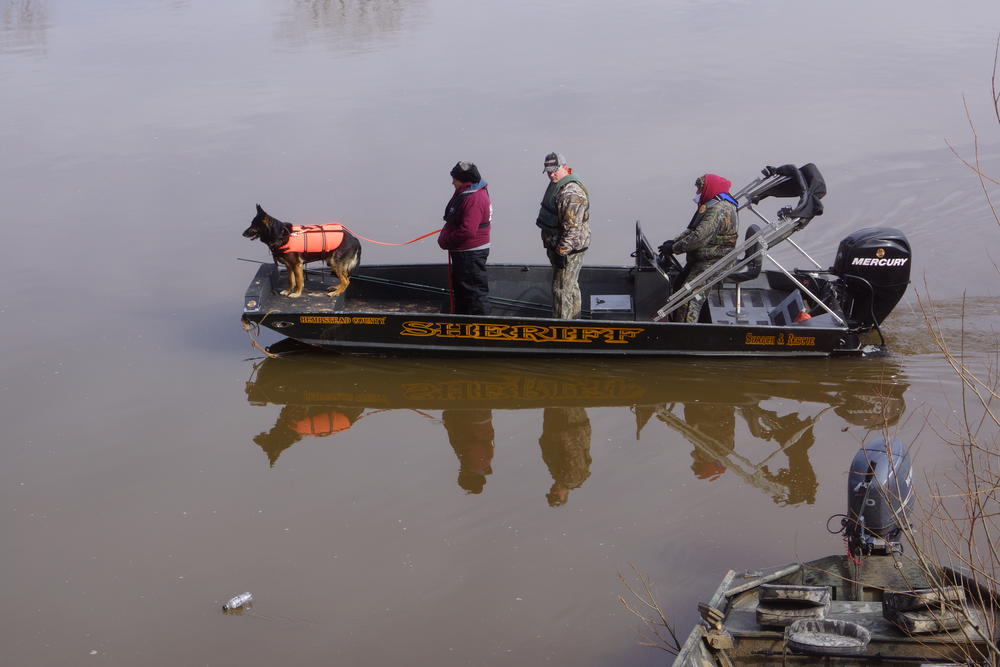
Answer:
[{"left": 659, "top": 173, "right": 739, "bottom": 322}]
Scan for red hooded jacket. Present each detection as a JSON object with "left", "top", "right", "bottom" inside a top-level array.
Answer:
[{"left": 698, "top": 174, "right": 732, "bottom": 205}]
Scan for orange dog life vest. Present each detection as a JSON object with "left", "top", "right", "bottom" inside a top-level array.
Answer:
[{"left": 278, "top": 223, "right": 346, "bottom": 254}]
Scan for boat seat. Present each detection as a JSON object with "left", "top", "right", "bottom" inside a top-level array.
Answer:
[
  {"left": 725, "top": 224, "right": 763, "bottom": 320},
  {"left": 769, "top": 290, "right": 806, "bottom": 326}
]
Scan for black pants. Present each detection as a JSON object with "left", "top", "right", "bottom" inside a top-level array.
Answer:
[{"left": 448, "top": 249, "right": 491, "bottom": 315}]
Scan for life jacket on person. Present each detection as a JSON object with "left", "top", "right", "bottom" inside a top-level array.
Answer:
[
  {"left": 536, "top": 172, "right": 588, "bottom": 230},
  {"left": 278, "top": 223, "right": 346, "bottom": 254},
  {"left": 291, "top": 410, "right": 353, "bottom": 436}
]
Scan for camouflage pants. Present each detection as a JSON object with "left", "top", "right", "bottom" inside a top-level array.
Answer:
[
  {"left": 549, "top": 249, "right": 586, "bottom": 319},
  {"left": 674, "top": 294, "right": 705, "bottom": 323},
  {"left": 674, "top": 260, "right": 711, "bottom": 323}
]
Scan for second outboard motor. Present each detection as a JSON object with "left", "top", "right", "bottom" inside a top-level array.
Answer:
[
  {"left": 843, "top": 437, "right": 914, "bottom": 557},
  {"left": 832, "top": 228, "right": 911, "bottom": 329}
]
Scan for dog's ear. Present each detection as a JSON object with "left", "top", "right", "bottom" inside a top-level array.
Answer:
[{"left": 256, "top": 203, "right": 264, "bottom": 215}]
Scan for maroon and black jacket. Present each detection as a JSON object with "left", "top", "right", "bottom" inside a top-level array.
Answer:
[{"left": 438, "top": 181, "right": 491, "bottom": 251}]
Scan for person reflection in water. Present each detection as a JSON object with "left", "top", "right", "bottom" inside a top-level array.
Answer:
[
  {"left": 443, "top": 409, "right": 495, "bottom": 494},
  {"left": 539, "top": 407, "right": 592, "bottom": 507},
  {"left": 641, "top": 400, "right": 819, "bottom": 506},
  {"left": 252, "top": 405, "right": 364, "bottom": 467},
  {"left": 682, "top": 403, "right": 735, "bottom": 482},
  {"left": 740, "top": 406, "right": 818, "bottom": 505}
]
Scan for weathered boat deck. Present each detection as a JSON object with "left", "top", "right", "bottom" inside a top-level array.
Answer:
[
  {"left": 726, "top": 599, "right": 986, "bottom": 645},
  {"left": 674, "top": 554, "right": 994, "bottom": 665}
]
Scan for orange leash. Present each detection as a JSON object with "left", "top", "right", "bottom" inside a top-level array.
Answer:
[
  {"left": 318, "top": 223, "right": 441, "bottom": 247},
  {"left": 304, "top": 221, "right": 449, "bottom": 304}
]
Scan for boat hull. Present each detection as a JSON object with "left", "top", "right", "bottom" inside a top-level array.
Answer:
[{"left": 241, "top": 263, "right": 865, "bottom": 358}]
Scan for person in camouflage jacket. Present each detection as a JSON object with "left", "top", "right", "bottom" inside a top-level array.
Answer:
[
  {"left": 536, "top": 152, "right": 590, "bottom": 319},
  {"left": 660, "top": 173, "right": 739, "bottom": 322}
]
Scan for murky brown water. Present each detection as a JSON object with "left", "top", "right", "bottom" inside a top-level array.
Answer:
[{"left": 2, "top": 1, "right": 999, "bottom": 665}]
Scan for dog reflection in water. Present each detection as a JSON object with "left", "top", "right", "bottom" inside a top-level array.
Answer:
[{"left": 252, "top": 406, "right": 364, "bottom": 466}]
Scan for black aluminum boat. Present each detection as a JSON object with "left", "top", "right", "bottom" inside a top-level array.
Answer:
[{"left": 241, "top": 164, "right": 911, "bottom": 357}]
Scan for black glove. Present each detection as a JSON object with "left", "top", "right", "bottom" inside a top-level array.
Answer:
[
  {"left": 551, "top": 251, "right": 568, "bottom": 269},
  {"left": 657, "top": 240, "right": 674, "bottom": 256}
]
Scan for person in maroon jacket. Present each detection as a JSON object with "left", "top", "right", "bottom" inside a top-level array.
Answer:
[{"left": 438, "top": 161, "right": 492, "bottom": 315}]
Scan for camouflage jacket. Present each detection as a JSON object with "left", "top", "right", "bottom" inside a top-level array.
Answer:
[
  {"left": 538, "top": 178, "right": 591, "bottom": 255},
  {"left": 671, "top": 197, "right": 738, "bottom": 263}
]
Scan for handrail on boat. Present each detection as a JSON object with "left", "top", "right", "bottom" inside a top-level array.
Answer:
[{"left": 653, "top": 174, "right": 843, "bottom": 325}]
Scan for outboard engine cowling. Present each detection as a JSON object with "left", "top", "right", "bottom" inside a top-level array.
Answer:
[
  {"left": 832, "top": 228, "right": 911, "bottom": 329},
  {"left": 844, "top": 437, "right": 914, "bottom": 557}
]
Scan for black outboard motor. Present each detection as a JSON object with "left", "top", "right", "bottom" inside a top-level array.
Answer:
[
  {"left": 832, "top": 228, "right": 911, "bottom": 330},
  {"left": 843, "top": 437, "right": 914, "bottom": 557}
]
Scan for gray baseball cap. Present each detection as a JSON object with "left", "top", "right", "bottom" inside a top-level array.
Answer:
[{"left": 543, "top": 152, "right": 567, "bottom": 173}]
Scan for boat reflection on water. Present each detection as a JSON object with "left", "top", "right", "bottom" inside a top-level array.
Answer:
[
  {"left": 245, "top": 342, "right": 907, "bottom": 504},
  {"left": 637, "top": 362, "right": 905, "bottom": 505}
]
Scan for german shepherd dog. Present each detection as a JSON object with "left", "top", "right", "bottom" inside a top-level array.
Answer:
[{"left": 243, "top": 204, "right": 362, "bottom": 298}]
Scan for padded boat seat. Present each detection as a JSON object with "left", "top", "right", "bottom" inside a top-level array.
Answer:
[
  {"left": 882, "top": 587, "right": 968, "bottom": 634},
  {"left": 726, "top": 224, "right": 763, "bottom": 286},
  {"left": 756, "top": 584, "right": 832, "bottom": 627},
  {"left": 725, "top": 225, "right": 763, "bottom": 321},
  {"left": 769, "top": 290, "right": 807, "bottom": 326}
]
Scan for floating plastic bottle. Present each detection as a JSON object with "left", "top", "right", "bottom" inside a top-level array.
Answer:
[{"left": 222, "top": 592, "right": 253, "bottom": 611}]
